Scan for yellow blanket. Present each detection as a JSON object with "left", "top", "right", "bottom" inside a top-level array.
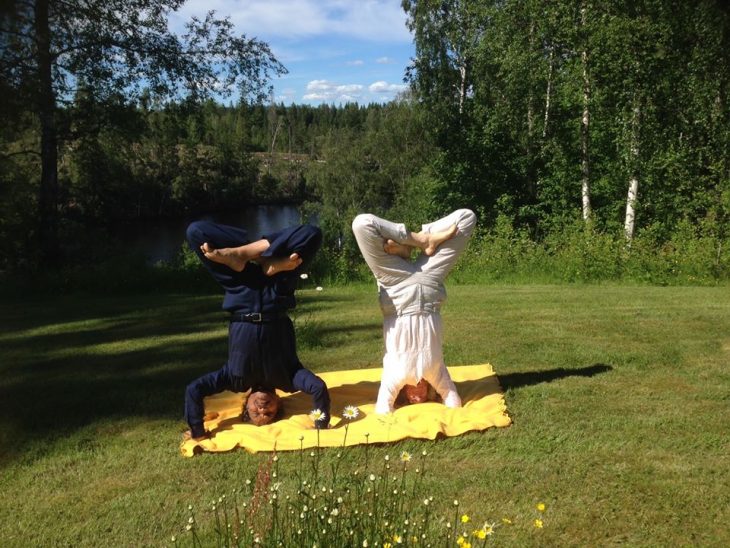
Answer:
[{"left": 180, "top": 364, "right": 511, "bottom": 457}]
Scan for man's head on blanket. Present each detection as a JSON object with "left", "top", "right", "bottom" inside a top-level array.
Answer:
[
  {"left": 242, "top": 390, "right": 282, "bottom": 426},
  {"left": 399, "top": 379, "right": 432, "bottom": 405}
]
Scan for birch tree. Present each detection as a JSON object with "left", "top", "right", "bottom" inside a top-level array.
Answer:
[
  {"left": 624, "top": 98, "right": 641, "bottom": 242},
  {"left": 580, "top": 0, "right": 592, "bottom": 223}
]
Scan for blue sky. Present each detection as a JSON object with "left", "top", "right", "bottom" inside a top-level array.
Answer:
[{"left": 170, "top": 0, "right": 416, "bottom": 105}]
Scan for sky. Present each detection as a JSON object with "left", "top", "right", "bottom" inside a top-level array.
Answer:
[{"left": 169, "top": 0, "right": 416, "bottom": 105}]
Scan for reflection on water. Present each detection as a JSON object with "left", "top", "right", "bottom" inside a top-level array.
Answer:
[{"left": 118, "top": 204, "right": 307, "bottom": 264}]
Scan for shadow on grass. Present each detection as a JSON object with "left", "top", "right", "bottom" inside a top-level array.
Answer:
[
  {"left": 498, "top": 364, "right": 613, "bottom": 391},
  {"left": 0, "top": 291, "right": 357, "bottom": 465}
]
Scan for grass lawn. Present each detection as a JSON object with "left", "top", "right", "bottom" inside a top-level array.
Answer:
[{"left": 0, "top": 283, "right": 728, "bottom": 546}]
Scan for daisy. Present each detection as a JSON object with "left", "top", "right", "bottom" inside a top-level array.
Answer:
[
  {"left": 309, "top": 409, "right": 326, "bottom": 422},
  {"left": 343, "top": 405, "right": 360, "bottom": 420}
]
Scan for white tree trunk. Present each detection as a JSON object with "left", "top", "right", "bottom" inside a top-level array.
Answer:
[
  {"left": 458, "top": 63, "right": 467, "bottom": 115},
  {"left": 543, "top": 48, "right": 554, "bottom": 139},
  {"left": 580, "top": 4, "right": 592, "bottom": 222},
  {"left": 624, "top": 102, "right": 641, "bottom": 242},
  {"left": 624, "top": 175, "right": 639, "bottom": 241}
]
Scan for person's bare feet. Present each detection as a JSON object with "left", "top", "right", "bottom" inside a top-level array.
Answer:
[
  {"left": 182, "top": 430, "right": 210, "bottom": 442},
  {"left": 200, "top": 242, "right": 250, "bottom": 272},
  {"left": 260, "top": 253, "right": 302, "bottom": 276},
  {"left": 421, "top": 224, "right": 457, "bottom": 256},
  {"left": 384, "top": 239, "right": 413, "bottom": 260}
]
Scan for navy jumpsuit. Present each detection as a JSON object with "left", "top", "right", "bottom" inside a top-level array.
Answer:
[{"left": 183, "top": 220, "right": 330, "bottom": 438}]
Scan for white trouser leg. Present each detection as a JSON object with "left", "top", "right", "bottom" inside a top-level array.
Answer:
[
  {"left": 375, "top": 365, "right": 409, "bottom": 414},
  {"left": 415, "top": 209, "right": 476, "bottom": 282},
  {"left": 423, "top": 362, "right": 462, "bottom": 408},
  {"left": 352, "top": 214, "right": 417, "bottom": 287}
]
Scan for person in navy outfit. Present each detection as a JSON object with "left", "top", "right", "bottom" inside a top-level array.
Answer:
[{"left": 183, "top": 220, "right": 330, "bottom": 441}]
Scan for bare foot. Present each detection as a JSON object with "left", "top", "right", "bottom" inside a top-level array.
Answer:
[
  {"left": 182, "top": 430, "right": 210, "bottom": 442},
  {"left": 421, "top": 224, "right": 457, "bottom": 256},
  {"left": 200, "top": 242, "right": 249, "bottom": 272},
  {"left": 260, "top": 253, "right": 302, "bottom": 276},
  {"left": 384, "top": 239, "right": 413, "bottom": 260}
]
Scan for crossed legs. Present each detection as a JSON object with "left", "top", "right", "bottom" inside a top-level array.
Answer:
[
  {"left": 352, "top": 213, "right": 459, "bottom": 287},
  {"left": 186, "top": 220, "right": 303, "bottom": 277}
]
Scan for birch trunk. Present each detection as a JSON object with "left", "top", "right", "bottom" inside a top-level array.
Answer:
[
  {"left": 543, "top": 47, "right": 554, "bottom": 139},
  {"left": 458, "top": 62, "right": 467, "bottom": 115},
  {"left": 580, "top": 3, "right": 592, "bottom": 222},
  {"left": 624, "top": 101, "right": 641, "bottom": 242}
]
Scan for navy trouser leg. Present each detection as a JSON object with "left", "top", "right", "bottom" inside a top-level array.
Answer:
[
  {"left": 262, "top": 224, "right": 323, "bottom": 269},
  {"left": 186, "top": 220, "right": 258, "bottom": 291}
]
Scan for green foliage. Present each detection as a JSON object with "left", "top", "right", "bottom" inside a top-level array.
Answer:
[
  {"left": 404, "top": 0, "right": 730, "bottom": 241},
  {"left": 0, "top": 152, "right": 39, "bottom": 271},
  {"left": 452, "top": 217, "right": 729, "bottom": 286}
]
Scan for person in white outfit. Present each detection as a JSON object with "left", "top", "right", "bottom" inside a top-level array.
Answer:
[{"left": 351, "top": 209, "right": 477, "bottom": 414}]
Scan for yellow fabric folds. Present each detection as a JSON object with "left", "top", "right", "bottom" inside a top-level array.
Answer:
[{"left": 180, "top": 364, "right": 511, "bottom": 457}]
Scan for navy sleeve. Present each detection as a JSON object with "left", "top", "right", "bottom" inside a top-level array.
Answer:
[
  {"left": 184, "top": 367, "right": 233, "bottom": 438},
  {"left": 292, "top": 368, "right": 331, "bottom": 428}
]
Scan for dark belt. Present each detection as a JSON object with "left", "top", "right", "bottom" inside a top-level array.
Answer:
[{"left": 229, "top": 311, "right": 288, "bottom": 323}]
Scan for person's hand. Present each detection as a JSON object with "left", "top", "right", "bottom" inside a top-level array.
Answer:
[{"left": 183, "top": 430, "right": 210, "bottom": 442}]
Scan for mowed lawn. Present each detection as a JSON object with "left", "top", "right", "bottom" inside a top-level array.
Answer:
[{"left": 0, "top": 283, "right": 728, "bottom": 546}]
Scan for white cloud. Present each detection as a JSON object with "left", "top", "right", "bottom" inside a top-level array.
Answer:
[
  {"left": 346, "top": 60, "right": 365, "bottom": 66},
  {"left": 376, "top": 56, "right": 394, "bottom": 64},
  {"left": 369, "top": 80, "right": 408, "bottom": 94},
  {"left": 277, "top": 88, "right": 298, "bottom": 103},
  {"left": 303, "top": 79, "right": 364, "bottom": 102},
  {"left": 172, "top": 0, "right": 411, "bottom": 42}
]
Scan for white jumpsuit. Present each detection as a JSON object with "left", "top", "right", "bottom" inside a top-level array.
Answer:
[{"left": 351, "top": 209, "right": 477, "bottom": 413}]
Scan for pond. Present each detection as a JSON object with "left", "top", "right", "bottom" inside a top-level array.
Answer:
[{"left": 117, "top": 204, "right": 307, "bottom": 264}]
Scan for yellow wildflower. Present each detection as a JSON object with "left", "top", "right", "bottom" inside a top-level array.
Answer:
[
  {"left": 400, "top": 451, "right": 412, "bottom": 463},
  {"left": 534, "top": 519, "right": 544, "bottom": 529},
  {"left": 461, "top": 514, "right": 470, "bottom": 523},
  {"left": 501, "top": 517, "right": 513, "bottom": 525},
  {"left": 537, "top": 502, "right": 546, "bottom": 512}
]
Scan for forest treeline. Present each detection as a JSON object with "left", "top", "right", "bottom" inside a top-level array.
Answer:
[{"left": 1, "top": 0, "right": 729, "bottom": 284}]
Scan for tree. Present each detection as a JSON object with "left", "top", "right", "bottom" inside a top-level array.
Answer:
[
  {"left": 579, "top": 0, "right": 592, "bottom": 223},
  {"left": 0, "top": 0, "right": 285, "bottom": 264}
]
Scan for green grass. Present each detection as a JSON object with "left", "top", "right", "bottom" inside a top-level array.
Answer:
[{"left": 1, "top": 283, "right": 729, "bottom": 546}]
